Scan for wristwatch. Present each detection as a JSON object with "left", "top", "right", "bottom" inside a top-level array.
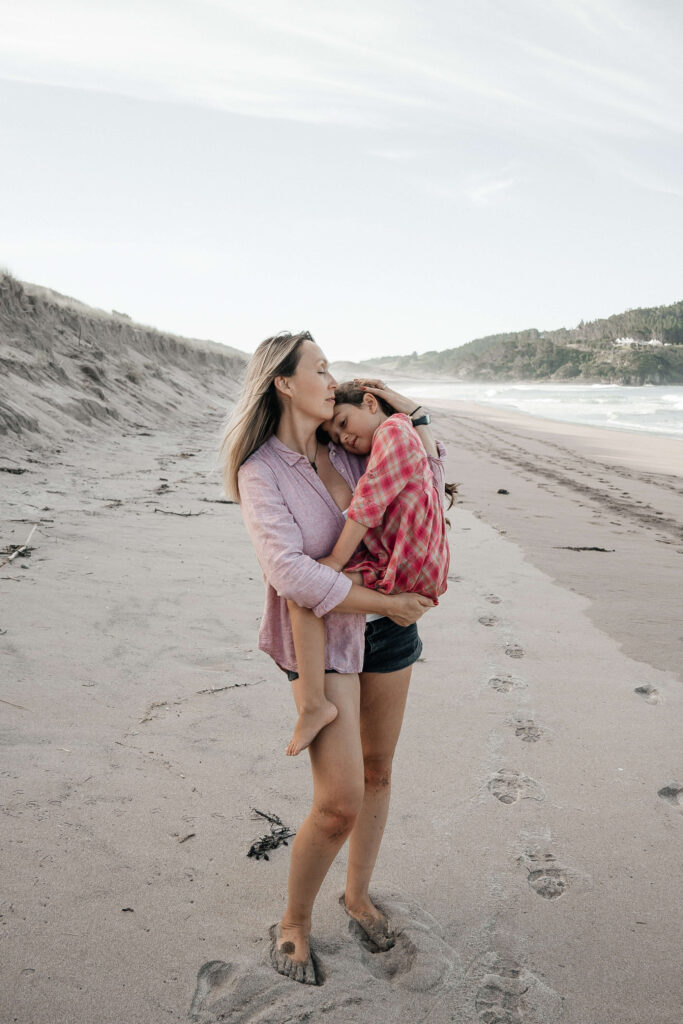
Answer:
[{"left": 411, "top": 413, "right": 431, "bottom": 427}]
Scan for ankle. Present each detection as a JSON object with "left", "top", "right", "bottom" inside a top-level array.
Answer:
[
  {"left": 298, "top": 697, "right": 332, "bottom": 714},
  {"left": 281, "top": 912, "right": 311, "bottom": 934},
  {"left": 344, "top": 890, "right": 370, "bottom": 911}
]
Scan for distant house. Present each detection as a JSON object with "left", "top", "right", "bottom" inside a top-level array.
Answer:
[{"left": 613, "top": 337, "right": 664, "bottom": 348}]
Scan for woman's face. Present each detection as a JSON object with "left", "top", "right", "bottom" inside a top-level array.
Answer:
[
  {"left": 323, "top": 399, "right": 380, "bottom": 455},
  {"left": 280, "top": 339, "right": 337, "bottom": 421}
]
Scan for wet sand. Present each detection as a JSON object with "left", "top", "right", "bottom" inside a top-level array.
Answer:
[{"left": 2, "top": 404, "right": 682, "bottom": 1023}]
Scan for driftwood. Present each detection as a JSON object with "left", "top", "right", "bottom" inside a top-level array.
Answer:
[
  {"left": 555, "top": 546, "right": 615, "bottom": 552},
  {"left": 153, "top": 508, "right": 206, "bottom": 517},
  {"left": 247, "top": 809, "right": 296, "bottom": 861},
  {"left": 196, "top": 681, "right": 260, "bottom": 695},
  {"left": 0, "top": 697, "right": 30, "bottom": 710},
  {"left": 0, "top": 524, "right": 37, "bottom": 568}
]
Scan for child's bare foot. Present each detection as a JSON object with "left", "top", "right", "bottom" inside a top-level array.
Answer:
[{"left": 286, "top": 700, "right": 338, "bottom": 756}]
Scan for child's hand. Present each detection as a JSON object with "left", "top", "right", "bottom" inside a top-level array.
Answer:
[
  {"left": 318, "top": 555, "right": 344, "bottom": 572},
  {"left": 353, "top": 379, "right": 416, "bottom": 417}
]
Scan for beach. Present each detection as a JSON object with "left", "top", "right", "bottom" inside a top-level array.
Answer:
[{"left": 2, "top": 388, "right": 681, "bottom": 1024}]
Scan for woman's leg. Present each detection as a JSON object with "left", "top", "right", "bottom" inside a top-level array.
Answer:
[
  {"left": 285, "top": 601, "right": 338, "bottom": 756},
  {"left": 278, "top": 672, "right": 365, "bottom": 965},
  {"left": 344, "top": 665, "right": 413, "bottom": 927}
]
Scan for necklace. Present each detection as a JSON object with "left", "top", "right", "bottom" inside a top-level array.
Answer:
[{"left": 309, "top": 438, "right": 319, "bottom": 474}]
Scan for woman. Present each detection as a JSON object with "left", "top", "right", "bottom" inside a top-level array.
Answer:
[{"left": 221, "top": 331, "right": 447, "bottom": 986}]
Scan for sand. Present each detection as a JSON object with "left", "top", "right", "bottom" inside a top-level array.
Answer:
[{"left": 2, "top": 313, "right": 682, "bottom": 1022}]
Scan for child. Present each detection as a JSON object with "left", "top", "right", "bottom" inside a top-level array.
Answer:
[{"left": 285, "top": 382, "right": 450, "bottom": 755}]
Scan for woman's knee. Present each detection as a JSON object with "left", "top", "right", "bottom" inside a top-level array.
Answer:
[
  {"left": 363, "top": 754, "right": 393, "bottom": 791},
  {"left": 314, "top": 792, "right": 364, "bottom": 840}
]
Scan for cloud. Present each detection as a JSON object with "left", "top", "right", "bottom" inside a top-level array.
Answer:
[
  {"left": 1, "top": 0, "right": 681, "bottom": 184},
  {"left": 465, "top": 177, "right": 518, "bottom": 207}
]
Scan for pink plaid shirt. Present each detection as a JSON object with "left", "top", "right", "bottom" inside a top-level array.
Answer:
[
  {"left": 347, "top": 414, "right": 449, "bottom": 601},
  {"left": 238, "top": 432, "right": 447, "bottom": 674}
]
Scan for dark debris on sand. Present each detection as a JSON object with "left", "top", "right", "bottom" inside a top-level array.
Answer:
[
  {"left": 1, "top": 544, "right": 34, "bottom": 558},
  {"left": 247, "top": 809, "right": 296, "bottom": 861}
]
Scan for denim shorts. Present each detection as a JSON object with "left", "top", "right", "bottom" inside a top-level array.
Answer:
[{"left": 284, "top": 617, "right": 422, "bottom": 681}]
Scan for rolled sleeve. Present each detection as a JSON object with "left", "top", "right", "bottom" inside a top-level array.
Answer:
[{"left": 238, "top": 459, "right": 352, "bottom": 617}]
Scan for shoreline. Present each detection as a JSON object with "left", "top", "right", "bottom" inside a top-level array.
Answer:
[{"left": 429, "top": 397, "right": 683, "bottom": 474}]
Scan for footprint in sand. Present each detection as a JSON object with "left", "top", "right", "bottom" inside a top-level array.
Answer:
[
  {"left": 657, "top": 784, "right": 683, "bottom": 807},
  {"left": 487, "top": 769, "right": 545, "bottom": 805},
  {"left": 514, "top": 719, "right": 543, "bottom": 743},
  {"left": 485, "top": 594, "right": 502, "bottom": 604},
  {"left": 467, "top": 951, "right": 563, "bottom": 1024},
  {"left": 634, "top": 684, "right": 663, "bottom": 705},
  {"left": 505, "top": 644, "right": 525, "bottom": 659},
  {"left": 489, "top": 675, "right": 515, "bottom": 693},
  {"left": 528, "top": 864, "right": 569, "bottom": 900},
  {"left": 475, "top": 955, "right": 528, "bottom": 1024},
  {"left": 479, "top": 615, "right": 500, "bottom": 627},
  {"left": 189, "top": 959, "right": 285, "bottom": 1022}
]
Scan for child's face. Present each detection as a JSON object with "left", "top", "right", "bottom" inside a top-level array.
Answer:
[{"left": 324, "top": 399, "right": 382, "bottom": 455}]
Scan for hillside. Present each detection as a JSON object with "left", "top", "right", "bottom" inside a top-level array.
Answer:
[
  {"left": 366, "top": 301, "right": 683, "bottom": 384},
  {"left": 0, "top": 275, "right": 247, "bottom": 443}
]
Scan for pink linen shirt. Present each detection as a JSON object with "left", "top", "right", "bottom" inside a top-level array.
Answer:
[{"left": 238, "top": 433, "right": 446, "bottom": 674}]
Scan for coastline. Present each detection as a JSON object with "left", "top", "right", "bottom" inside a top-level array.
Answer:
[{"left": 2, "top": 406, "right": 681, "bottom": 1023}]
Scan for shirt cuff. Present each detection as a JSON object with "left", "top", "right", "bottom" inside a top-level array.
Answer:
[
  {"left": 429, "top": 440, "right": 446, "bottom": 462},
  {"left": 312, "top": 568, "right": 353, "bottom": 617}
]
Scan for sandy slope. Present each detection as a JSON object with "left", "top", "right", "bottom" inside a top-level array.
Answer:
[{"left": 2, "top": 392, "right": 681, "bottom": 1023}]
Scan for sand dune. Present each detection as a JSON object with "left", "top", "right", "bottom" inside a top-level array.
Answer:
[{"left": 0, "top": 273, "right": 246, "bottom": 441}]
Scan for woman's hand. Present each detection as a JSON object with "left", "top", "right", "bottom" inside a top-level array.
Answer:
[
  {"left": 353, "top": 379, "right": 419, "bottom": 417},
  {"left": 383, "top": 592, "right": 434, "bottom": 627}
]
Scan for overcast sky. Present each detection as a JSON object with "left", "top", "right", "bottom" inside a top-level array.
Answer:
[{"left": 2, "top": 0, "right": 682, "bottom": 361}]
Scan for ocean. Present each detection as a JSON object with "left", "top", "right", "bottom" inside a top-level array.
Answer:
[{"left": 386, "top": 380, "right": 683, "bottom": 441}]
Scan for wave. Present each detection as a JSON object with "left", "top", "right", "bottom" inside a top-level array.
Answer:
[{"left": 393, "top": 379, "right": 683, "bottom": 440}]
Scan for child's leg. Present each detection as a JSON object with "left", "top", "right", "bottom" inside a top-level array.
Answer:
[{"left": 285, "top": 601, "right": 338, "bottom": 756}]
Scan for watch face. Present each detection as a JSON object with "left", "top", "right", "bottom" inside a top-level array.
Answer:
[{"left": 412, "top": 413, "right": 431, "bottom": 426}]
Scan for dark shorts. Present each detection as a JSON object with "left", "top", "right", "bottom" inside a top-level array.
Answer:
[{"left": 284, "top": 617, "right": 422, "bottom": 681}]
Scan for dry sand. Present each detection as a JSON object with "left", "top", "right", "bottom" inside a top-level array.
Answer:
[{"left": 2, "top": 296, "right": 682, "bottom": 1023}]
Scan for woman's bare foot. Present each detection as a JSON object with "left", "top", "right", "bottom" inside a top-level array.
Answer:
[
  {"left": 269, "top": 921, "right": 317, "bottom": 984},
  {"left": 286, "top": 700, "right": 338, "bottom": 756},
  {"left": 340, "top": 893, "right": 395, "bottom": 951}
]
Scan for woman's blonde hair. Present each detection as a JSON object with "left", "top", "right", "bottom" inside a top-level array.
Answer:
[{"left": 220, "top": 330, "right": 312, "bottom": 500}]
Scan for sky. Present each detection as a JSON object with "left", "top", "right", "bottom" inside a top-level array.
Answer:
[{"left": 1, "top": 0, "right": 682, "bottom": 361}]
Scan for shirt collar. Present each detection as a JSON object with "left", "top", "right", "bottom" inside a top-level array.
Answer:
[{"left": 268, "top": 434, "right": 310, "bottom": 466}]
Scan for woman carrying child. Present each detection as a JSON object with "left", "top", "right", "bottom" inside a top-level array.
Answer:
[
  {"left": 221, "top": 331, "right": 451, "bottom": 986},
  {"left": 285, "top": 380, "right": 450, "bottom": 756}
]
